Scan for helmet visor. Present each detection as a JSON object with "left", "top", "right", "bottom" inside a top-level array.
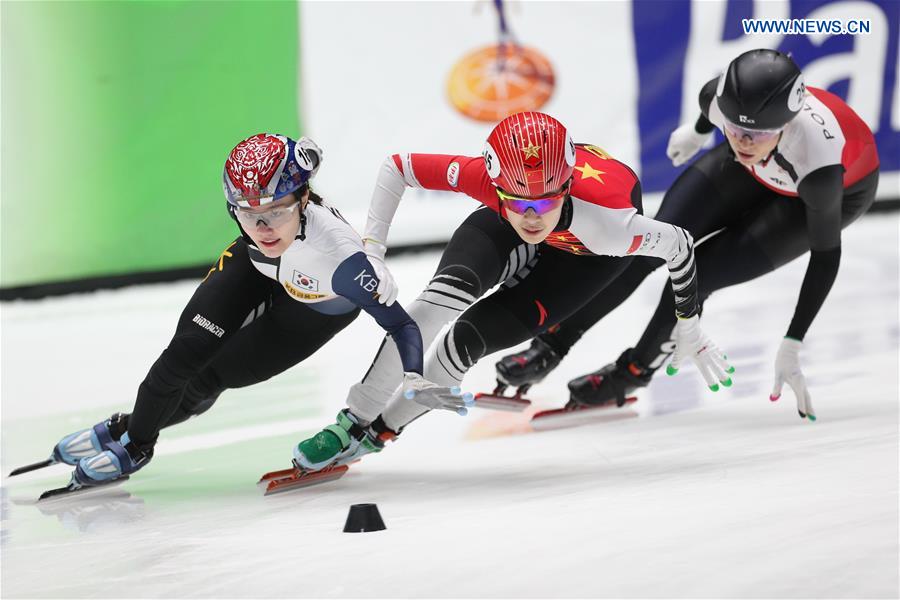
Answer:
[
  {"left": 722, "top": 118, "right": 783, "bottom": 144},
  {"left": 234, "top": 200, "right": 301, "bottom": 229}
]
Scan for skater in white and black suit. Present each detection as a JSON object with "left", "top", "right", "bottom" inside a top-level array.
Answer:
[
  {"left": 39, "top": 133, "right": 459, "bottom": 492},
  {"left": 497, "top": 49, "right": 880, "bottom": 421}
]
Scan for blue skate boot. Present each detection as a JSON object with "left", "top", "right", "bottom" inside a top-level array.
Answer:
[
  {"left": 74, "top": 432, "right": 154, "bottom": 486},
  {"left": 9, "top": 413, "right": 131, "bottom": 478},
  {"left": 53, "top": 413, "right": 130, "bottom": 465},
  {"left": 293, "top": 409, "right": 397, "bottom": 472},
  {"left": 37, "top": 431, "right": 154, "bottom": 501}
]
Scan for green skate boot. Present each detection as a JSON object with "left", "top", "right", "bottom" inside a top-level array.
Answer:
[{"left": 292, "top": 409, "right": 397, "bottom": 471}]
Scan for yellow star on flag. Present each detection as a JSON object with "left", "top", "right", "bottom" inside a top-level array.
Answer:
[
  {"left": 521, "top": 143, "right": 541, "bottom": 159},
  {"left": 575, "top": 162, "right": 605, "bottom": 183}
]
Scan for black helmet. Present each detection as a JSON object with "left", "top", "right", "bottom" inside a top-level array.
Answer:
[{"left": 716, "top": 49, "right": 805, "bottom": 130}]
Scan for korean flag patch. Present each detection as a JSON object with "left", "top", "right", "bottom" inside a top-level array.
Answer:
[{"left": 292, "top": 270, "right": 319, "bottom": 292}]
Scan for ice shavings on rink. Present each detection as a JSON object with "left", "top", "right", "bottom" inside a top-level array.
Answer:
[{"left": 1, "top": 214, "right": 897, "bottom": 598}]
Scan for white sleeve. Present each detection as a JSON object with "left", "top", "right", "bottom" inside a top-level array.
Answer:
[
  {"left": 624, "top": 213, "right": 699, "bottom": 319},
  {"left": 573, "top": 203, "right": 699, "bottom": 318},
  {"left": 363, "top": 156, "right": 408, "bottom": 250},
  {"left": 571, "top": 204, "right": 688, "bottom": 262}
]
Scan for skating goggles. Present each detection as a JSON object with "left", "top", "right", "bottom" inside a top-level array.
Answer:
[
  {"left": 722, "top": 119, "right": 783, "bottom": 144},
  {"left": 497, "top": 183, "right": 570, "bottom": 216},
  {"left": 234, "top": 200, "right": 301, "bottom": 229}
]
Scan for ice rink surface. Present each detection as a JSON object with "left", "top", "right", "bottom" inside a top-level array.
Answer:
[{"left": 1, "top": 214, "right": 898, "bottom": 599}]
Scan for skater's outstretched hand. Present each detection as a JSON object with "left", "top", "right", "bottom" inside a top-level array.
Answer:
[
  {"left": 402, "top": 372, "right": 475, "bottom": 416},
  {"left": 364, "top": 239, "right": 399, "bottom": 306},
  {"left": 667, "top": 315, "right": 734, "bottom": 391},
  {"left": 666, "top": 123, "right": 710, "bottom": 167},
  {"left": 770, "top": 337, "right": 815, "bottom": 421}
]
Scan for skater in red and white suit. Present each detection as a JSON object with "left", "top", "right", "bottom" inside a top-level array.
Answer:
[{"left": 294, "top": 111, "right": 733, "bottom": 468}]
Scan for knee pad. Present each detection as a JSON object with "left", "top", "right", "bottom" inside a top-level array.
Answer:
[
  {"left": 419, "top": 263, "right": 484, "bottom": 311},
  {"left": 431, "top": 320, "right": 485, "bottom": 384},
  {"left": 442, "top": 303, "right": 531, "bottom": 372},
  {"left": 449, "top": 320, "right": 486, "bottom": 370}
]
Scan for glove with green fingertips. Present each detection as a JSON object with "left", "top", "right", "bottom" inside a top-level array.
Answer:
[{"left": 666, "top": 315, "right": 734, "bottom": 391}]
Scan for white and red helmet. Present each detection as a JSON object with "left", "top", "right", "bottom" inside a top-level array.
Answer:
[
  {"left": 223, "top": 133, "right": 315, "bottom": 208},
  {"left": 483, "top": 111, "right": 576, "bottom": 197}
]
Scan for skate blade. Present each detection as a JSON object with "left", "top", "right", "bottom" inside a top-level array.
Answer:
[
  {"left": 38, "top": 476, "right": 130, "bottom": 502},
  {"left": 9, "top": 458, "right": 56, "bottom": 477},
  {"left": 531, "top": 397, "right": 638, "bottom": 432},
  {"left": 473, "top": 392, "right": 532, "bottom": 412},
  {"left": 257, "top": 467, "right": 297, "bottom": 487},
  {"left": 256, "top": 458, "right": 362, "bottom": 489},
  {"left": 262, "top": 465, "right": 349, "bottom": 495}
]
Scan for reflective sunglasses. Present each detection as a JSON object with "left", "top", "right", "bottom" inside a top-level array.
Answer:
[
  {"left": 497, "top": 183, "right": 570, "bottom": 216},
  {"left": 722, "top": 118, "right": 783, "bottom": 144},
  {"left": 234, "top": 200, "right": 301, "bottom": 229}
]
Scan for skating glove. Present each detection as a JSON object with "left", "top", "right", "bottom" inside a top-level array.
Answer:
[
  {"left": 666, "top": 123, "right": 711, "bottom": 167},
  {"left": 364, "top": 239, "right": 399, "bottom": 306},
  {"left": 770, "top": 337, "right": 815, "bottom": 421},
  {"left": 402, "top": 372, "right": 475, "bottom": 416},
  {"left": 667, "top": 315, "right": 733, "bottom": 391},
  {"left": 296, "top": 136, "right": 323, "bottom": 179}
]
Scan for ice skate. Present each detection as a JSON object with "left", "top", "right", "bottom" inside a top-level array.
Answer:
[
  {"left": 293, "top": 409, "right": 397, "bottom": 470},
  {"left": 39, "top": 431, "right": 153, "bottom": 501},
  {"left": 475, "top": 338, "right": 561, "bottom": 412},
  {"left": 259, "top": 410, "right": 398, "bottom": 495},
  {"left": 567, "top": 348, "right": 652, "bottom": 408},
  {"left": 10, "top": 413, "right": 130, "bottom": 477},
  {"left": 530, "top": 396, "right": 639, "bottom": 431},
  {"left": 72, "top": 432, "right": 152, "bottom": 484},
  {"left": 257, "top": 463, "right": 350, "bottom": 495}
]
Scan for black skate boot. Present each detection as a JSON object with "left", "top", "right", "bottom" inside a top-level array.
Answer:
[
  {"left": 497, "top": 337, "right": 562, "bottom": 389},
  {"left": 475, "top": 338, "right": 561, "bottom": 412},
  {"left": 567, "top": 348, "right": 652, "bottom": 408}
]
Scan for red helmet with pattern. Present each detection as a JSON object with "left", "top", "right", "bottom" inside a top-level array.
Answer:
[
  {"left": 483, "top": 111, "right": 576, "bottom": 197},
  {"left": 223, "top": 133, "right": 315, "bottom": 208}
]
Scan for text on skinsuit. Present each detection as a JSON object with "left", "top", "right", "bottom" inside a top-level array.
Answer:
[
  {"left": 354, "top": 270, "right": 379, "bottom": 293},
  {"left": 192, "top": 314, "right": 225, "bottom": 338},
  {"left": 283, "top": 281, "right": 327, "bottom": 301}
]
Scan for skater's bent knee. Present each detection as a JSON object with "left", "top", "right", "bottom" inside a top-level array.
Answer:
[
  {"left": 448, "top": 320, "right": 487, "bottom": 369},
  {"left": 431, "top": 263, "right": 485, "bottom": 298}
]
